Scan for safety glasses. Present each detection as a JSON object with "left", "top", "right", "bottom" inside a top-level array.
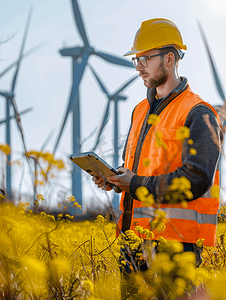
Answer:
[{"left": 132, "top": 52, "right": 169, "bottom": 67}]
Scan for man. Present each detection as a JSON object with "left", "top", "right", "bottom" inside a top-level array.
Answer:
[{"left": 93, "top": 18, "right": 223, "bottom": 262}]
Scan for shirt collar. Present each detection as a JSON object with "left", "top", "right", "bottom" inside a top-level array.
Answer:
[{"left": 147, "top": 77, "right": 188, "bottom": 107}]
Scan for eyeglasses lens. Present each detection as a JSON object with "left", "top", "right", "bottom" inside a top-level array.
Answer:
[{"left": 132, "top": 57, "right": 147, "bottom": 67}]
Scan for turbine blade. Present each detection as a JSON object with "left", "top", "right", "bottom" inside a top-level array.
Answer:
[
  {"left": 197, "top": 20, "right": 226, "bottom": 103},
  {"left": 92, "top": 100, "right": 111, "bottom": 151},
  {"left": 59, "top": 46, "right": 83, "bottom": 57},
  {"left": 41, "top": 128, "right": 56, "bottom": 151},
  {"left": 71, "top": 0, "right": 90, "bottom": 47},
  {"left": 10, "top": 97, "right": 28, "bottom": 154},
  {"left": 0, "top": 107, "right": 32, "bottom": 125},
  {"left": 0, "top": 42, "right": 47, "bottom": 80},
  {"left": 89, "top": 64, "right": 110, "bottom": 97},
  {"left": 19, "top": 107, "right": 33, "bottom": 115},
  {"left": 11, "top": 7, "right": 33, "bottom": 93},
  {"left": 113, "top": 75, "right": 138, "bottom": 96},
  {"left": 118, "top": 96, "right": 127, "bottom": 101},
  {"left": 95, "top": 51, "right": 134, "bottom": 68},
  {"left": 54, "top": 53, "right": 89, "bottom": 153},
  {"left": 0, "top": 91, "right": 10, "bottom": 97}
]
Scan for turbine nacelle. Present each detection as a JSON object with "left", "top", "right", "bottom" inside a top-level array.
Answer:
[
  {"left": 0, "top": 91, "right": 13, "bottom": 98},
  {"left": 111, "top": 95, "right": 127, "bottom": 101},
  {"left": 59, "top": 45, "right": 95, "bottom": 57}
]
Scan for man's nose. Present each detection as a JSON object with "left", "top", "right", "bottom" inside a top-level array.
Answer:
[{"left": 136, "top": 60, "right": 144, "bottom": 72}]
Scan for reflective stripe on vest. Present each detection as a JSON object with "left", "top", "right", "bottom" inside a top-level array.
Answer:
[
  {"left": 134, "top": 207, "right": 217, "bottom": 225},
  {"left": 118, "top": 85, "right": 221, "bottom": 246}
]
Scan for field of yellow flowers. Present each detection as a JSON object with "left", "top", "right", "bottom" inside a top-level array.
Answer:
[{"left": 1, "top": 196, "right": 226, "bottom": 300}]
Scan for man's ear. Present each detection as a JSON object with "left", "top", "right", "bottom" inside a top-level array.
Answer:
[{"left": 165, "top": 52, "right": 175, "bottom": 67}]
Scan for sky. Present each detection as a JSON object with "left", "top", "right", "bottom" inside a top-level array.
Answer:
[{"left": 0, "top": 0, "right": 226, "bottom": 208}]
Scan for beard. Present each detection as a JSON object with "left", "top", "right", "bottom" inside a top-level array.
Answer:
[{"left": 143, "top": 60, "right": 168, "bottom": 88}]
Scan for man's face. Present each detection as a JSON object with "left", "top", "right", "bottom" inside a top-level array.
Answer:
[{"left": 136, "top": 49, "right": 168, "bottom": 88}]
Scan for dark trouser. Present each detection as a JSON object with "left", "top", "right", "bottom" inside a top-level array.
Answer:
[{"left": 120, "top": 242, "right": 203, "bottom": 300}]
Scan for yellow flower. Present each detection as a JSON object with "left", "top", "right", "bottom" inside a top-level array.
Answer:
[
  {"left": 0, "top": 193, "right": 5, "bottom": 202},
  {"left": 26, "top": 150, "right": 40, "bottom": 158},
  {"left": 55, "top": 159, "right": 65, "bottom": 170},
  {"left": 196, "top": 238, "right": 205, "bottom": 247},
  {"left": 143, "top": 229, "right": 154, "bottom": 239},
  {"left": 36, "top": 194, "right": 44, "bottom": 202},
  {"left": 156, "top": 222, "right": 166, "bottom": 233},
  {"left": 211, "top": 185, "right": 220, "bottom": 199},
  {"left": 180, "top": 176, "right": 191, "bottom": 190},
  {"left": 155, "top": 131, "right": 168, "bottom": 149},
  {"left": 11, "top": 159, "right": 22, "bottom": 167},
  {"left": 155, "top": 209, "right": 166, "bottom": 220},
  {"left": 176, "top": 126, "right": 190, "bottom": 141},
  {"left": 181, "top": 200, "right": 188, "bottom": 208},
  {"left": 67, "top": 195, "right": 76, "bottom": 202},
  {"left": 170, "top": 177, "right": 191, "bottom": 192},
  {"left": 169, "top": 177, "right": 180, "bottom": 191},
  {"left": 42, "top": 152, "right": 53, "bottom": 163},
  {"left": 168, "top": 241, "right": 184, "bottom": 254},
  {"left": 184, "top": 190, "right": 193, "bottom": 200},
  {"left": 135, "top": 186, "right": 149, "bottom": 201},
  {"left": 58, "top": 204, "right": 61, "bottom": 208},
  {"left": 134, "top": 225, "right": 144, "bottom": 234},
  {"left": 175, "top": 278, "right": 186, "bottom": 297},
  {"left": 188, "top": 139, "right": 193, "bottom": 145},
  {"left": 142, "top": 194, "right": 155, "bottom": 207},
  {"left": 147, "top": 114, "right": 160, "bottom": 125},
  {"left": 157, "top": 236, "right": 167, "bottom": 245},
  {"left": 73, "top": 201, "right": 82, "bottom": 209},
  {"left": 190, "top": 148, "right": 197, "bottom": 155},
  {"left": 95, "top": 215, "right": 106, "bottom": 225},
  {"left": 0, "top": 144, "right": 11, "bottom": 156},
  {"left": 48, "top": 215, "right": 55, "bottom": 222},
  {"left": 142, "top": 158, "right": 150, "bottom": 167}
]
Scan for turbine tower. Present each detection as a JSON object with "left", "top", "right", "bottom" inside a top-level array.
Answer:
[{"left": 54, "top": 0, "right": 134, "bottom": 210}]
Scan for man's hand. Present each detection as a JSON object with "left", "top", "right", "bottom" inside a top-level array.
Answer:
[
  {"left": 107, "top": 167, "right": 135, "bottom": 193},
  {"left": 92, "top": 176, "right": 112, "bottom": 191}
]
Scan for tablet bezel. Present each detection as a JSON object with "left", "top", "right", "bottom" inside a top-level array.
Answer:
[{"left": 69, "top": 151, "right": 119, "bottom": 180}]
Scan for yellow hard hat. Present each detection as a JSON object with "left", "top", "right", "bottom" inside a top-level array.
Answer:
[{"left": 124, "top": 18, "right": 187, "bottom": 56}]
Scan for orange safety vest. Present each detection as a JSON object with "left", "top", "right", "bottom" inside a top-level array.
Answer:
[{"left": 118, "top": 86, "right": 221, "bottom": 246}]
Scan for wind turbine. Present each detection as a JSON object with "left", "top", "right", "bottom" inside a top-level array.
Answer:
[
  {"left": 53, "top": 0, "right": 134, "bottom": 210},
  {"left": 89, "top": 65, "right": 138, "bottom": 209},
  {"left": 0, "top": 8, "right": 33, "bottom": 199},
  {"left": 197, "top": 21, "right": 226, "bottom": 189}
]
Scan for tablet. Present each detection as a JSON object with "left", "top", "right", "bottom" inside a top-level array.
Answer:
[{"left": 69, "top": 151, "right": 119, "bottom": 180}]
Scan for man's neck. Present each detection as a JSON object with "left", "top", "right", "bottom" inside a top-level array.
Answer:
[{"left": 156, "top": 76, "right": 181, "bottom": 99}]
